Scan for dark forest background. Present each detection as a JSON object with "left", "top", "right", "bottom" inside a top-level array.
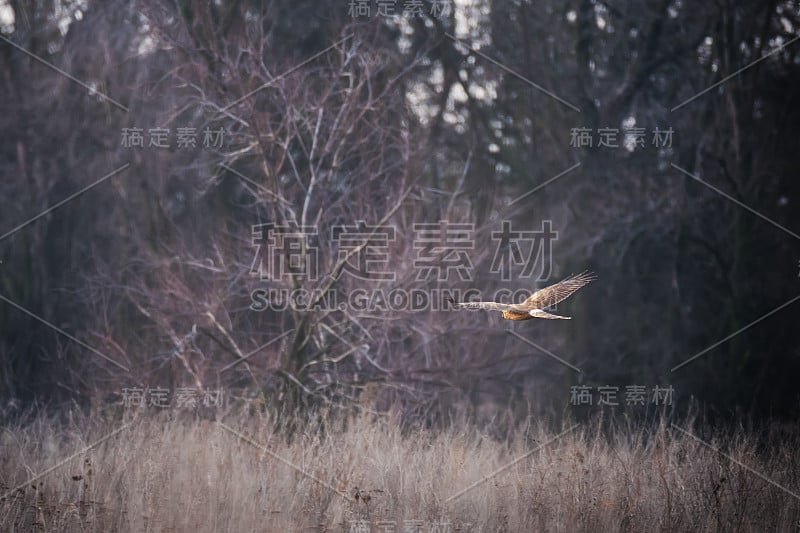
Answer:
[{"left": 1, "top": 0, "right": 799, "bottom": 429}]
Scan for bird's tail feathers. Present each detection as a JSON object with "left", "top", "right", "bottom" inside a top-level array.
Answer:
[{"left": 529, "top": 309, "right": 571, "bottom": 319}]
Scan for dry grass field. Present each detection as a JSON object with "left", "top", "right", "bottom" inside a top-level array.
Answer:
[{"left": 1, "top": 408, "right": 799, "bottom": 532}]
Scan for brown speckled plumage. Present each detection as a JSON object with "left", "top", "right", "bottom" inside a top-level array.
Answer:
[{"left": 453, "top": 272, "right": 595, "bottom": 321}]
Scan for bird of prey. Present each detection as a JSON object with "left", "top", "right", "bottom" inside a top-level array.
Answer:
[{"left": 451, "top": 271, "right": 596, "bottom": 321}]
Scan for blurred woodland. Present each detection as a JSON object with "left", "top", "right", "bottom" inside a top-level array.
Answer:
[{"left": 1, "top": 0, "right": 799, "bottom": 428}]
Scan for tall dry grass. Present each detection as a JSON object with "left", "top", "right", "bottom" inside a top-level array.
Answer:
[{"left": 1, "top": 407, "right": 798, "bottom": 532}]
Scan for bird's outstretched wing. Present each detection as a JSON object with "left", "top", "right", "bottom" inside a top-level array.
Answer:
[
  {"left": 523, "top": 271, "right": 596, "bottom": 310},
  {"left": 452, "top": 301, "right": 530, "bottom": 312}
]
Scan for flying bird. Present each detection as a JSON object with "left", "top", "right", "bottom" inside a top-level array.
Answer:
[{"left": 451, "top": 271, "right": 596, "bottom": 321}]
